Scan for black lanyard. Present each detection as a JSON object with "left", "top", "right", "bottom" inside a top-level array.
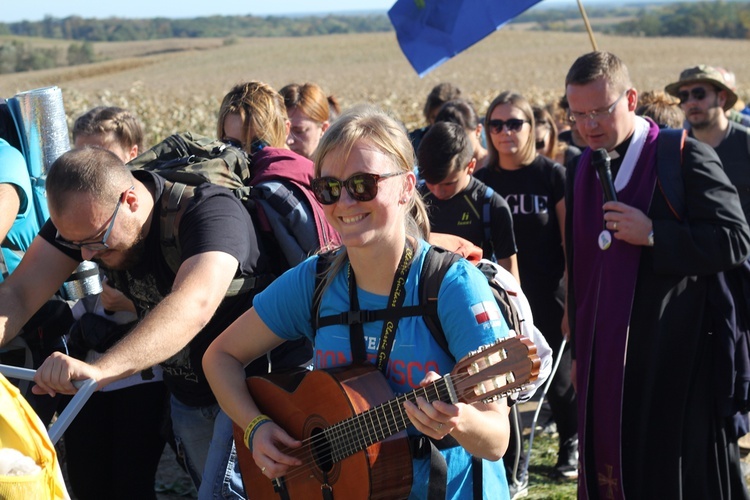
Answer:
[{"left": 347, "top": 244, "right": 414, "bottom": 372}]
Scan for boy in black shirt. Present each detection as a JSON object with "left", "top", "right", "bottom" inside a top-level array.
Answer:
[{"left": 417, "top": 121, "right": 519, "bottom": 282}]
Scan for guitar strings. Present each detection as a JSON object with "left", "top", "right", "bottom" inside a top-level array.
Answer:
[{"left": 258, "top": 372, "right": 472, "bottom": 485}]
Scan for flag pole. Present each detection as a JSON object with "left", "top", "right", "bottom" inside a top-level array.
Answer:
[{"left": 577, "top": 0, "right": 598, "bottom": 51}]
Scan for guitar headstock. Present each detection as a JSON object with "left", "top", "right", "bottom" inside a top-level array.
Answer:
[{"left": 450, "top": 336, "right": 540, "bottom": 404}]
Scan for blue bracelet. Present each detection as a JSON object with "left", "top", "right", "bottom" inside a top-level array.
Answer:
[{"left": 248, "top": 418, "right": 273, "bottom": 452}]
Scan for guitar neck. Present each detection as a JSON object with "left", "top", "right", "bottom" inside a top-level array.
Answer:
[{"left": 324, "top": 375, "right": 457, "bottom": 463}]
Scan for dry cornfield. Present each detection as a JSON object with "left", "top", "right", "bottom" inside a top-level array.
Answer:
[{"left": 0, "top": 30, "right": 749, "bottom": 148}]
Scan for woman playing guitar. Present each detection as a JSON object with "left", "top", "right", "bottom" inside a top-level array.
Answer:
[{"left": 203, "top": 105, "right": 515, "bottom": 499}]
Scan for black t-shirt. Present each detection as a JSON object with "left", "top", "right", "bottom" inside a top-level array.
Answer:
[
  {"left": 702, "top": 121, "right": 750, "bottom": 220},
  {"left": 418, "top": 176, "right": 517, "bottom": 260},
  {"left": 41, "top": 170, "right": 310, "bottom": 406},
  {"left": 475, "top": 155, "right": 566, "bottom": 293}
]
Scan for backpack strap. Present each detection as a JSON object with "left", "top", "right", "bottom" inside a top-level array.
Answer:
[
  {"left": 655, "top": 128, "right": 687, "bottom": 221},
  {"left": 418, "top": 245, "right": 461, "bottom": 361},
  {"left": 481, "top": 185, "right": 494, "bottom": 256},
  {"left": 159, "top": 180, "right": 271, "bottom": 297},
  {"left": 313, "top": 252, "right": 428, "bottom": 330}
]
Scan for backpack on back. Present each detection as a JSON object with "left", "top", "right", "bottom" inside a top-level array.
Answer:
[
  {"left": 312, "top": 242, "right": 551, "bottom": 401},
  {"left": 127, "top": 132, "right": 340, "bottom": 291}
]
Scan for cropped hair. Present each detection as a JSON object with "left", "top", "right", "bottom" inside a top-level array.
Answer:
[
  {"left": 47, "top": 147, "right": 134, "bottom": 212},
  {"left": 423, "top": 83, "right": 462, "bottom": 122},
  {"left": 637, "top": 90, "right": 685, "bottom": 129},
  {"left": 565, "top": 51, "right": 632, "bottom": 93},
  {"left": 72, "top": 106, "right": 144, "bottom": 151},
  {"left": 417, "top": 121, "right": 474, "bottom": 184},
  {"left": 279, "top": 82, "right": 333, "bottom": 124},
  {"left": 485, "top": 91, "right": 537, "bottom": 167},
  {"left": 435, "top": 99, "right": 481, "bottom": 130},
  {"left": 217, "top": 81, "right": 288, "bottom": 150}
]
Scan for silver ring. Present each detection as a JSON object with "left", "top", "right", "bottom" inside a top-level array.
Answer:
[
  {"left": 261, "top": 466, "right": 266, "bottom": 473},
  {"left": 613, "top": 222, "right": 618, "bottom": 230},
  {"left": 437, "top": 423, "right": 443, "bottom": 430}
]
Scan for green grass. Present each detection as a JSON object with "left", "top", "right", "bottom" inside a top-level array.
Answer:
[{"left": 518, "top": 431, "right": 577, "bottom": 500}]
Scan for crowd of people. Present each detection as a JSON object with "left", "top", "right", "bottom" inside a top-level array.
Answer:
[{"left": 1, "top": 50, "right": 750, "bottom": 500}]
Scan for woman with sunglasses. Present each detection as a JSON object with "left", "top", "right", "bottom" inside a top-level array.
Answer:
[
  {"left": 475, "top": 91, "right": 577, "bottom": 481},
  {"left": 204, "top": 105, "right": 514, "bottom": 499}
]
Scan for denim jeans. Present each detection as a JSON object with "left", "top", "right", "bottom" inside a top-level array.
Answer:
[{"left": 170, "top": 396, "right": 246, "bottom": 499}]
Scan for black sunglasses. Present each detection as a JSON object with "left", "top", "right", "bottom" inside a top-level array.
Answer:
[
  {"left": 311, "top": 172, "right": 406, "bottom": 205},
  {"left": 54, "top": 187, "right": 133, "bottom": 251},
  {"left": 488, "top": 118, "right": 528, "bottom": 134},
  {"left": 677, "top": 87, "right": 709, "bottom": 104}
]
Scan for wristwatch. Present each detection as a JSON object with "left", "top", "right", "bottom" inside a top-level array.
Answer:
[{"left": 647, "top": 230, "right": 654, "bottom": 247}]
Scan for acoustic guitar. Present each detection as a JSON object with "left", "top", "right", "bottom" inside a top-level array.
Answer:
[{"left": 233, "top": 335, "right": 540, "bottom": 500}]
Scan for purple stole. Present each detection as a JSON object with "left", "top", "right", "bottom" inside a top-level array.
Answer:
[{"left": 573, "top": 119, "right": 660, "bottom": 499}]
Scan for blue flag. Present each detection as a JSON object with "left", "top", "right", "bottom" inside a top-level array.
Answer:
[{"left": 389, "top": 0, "right": 544, "bottom": 77}]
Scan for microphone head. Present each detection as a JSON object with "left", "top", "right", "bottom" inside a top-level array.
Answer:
[{"left": 592, "top": 148, "right": 609, "bottom": 165}]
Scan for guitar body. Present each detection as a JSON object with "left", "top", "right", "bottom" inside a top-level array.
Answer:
[{"left": 234, "top": 364, "right": 413, "bottom": 500}]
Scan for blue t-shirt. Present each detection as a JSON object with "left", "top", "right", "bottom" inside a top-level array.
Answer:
[
  {"left": 0, "top": 138, "right": 41, "bottom": 281},
  {"left": 254, "top": 240, "right": 511, "bottom": 500}
]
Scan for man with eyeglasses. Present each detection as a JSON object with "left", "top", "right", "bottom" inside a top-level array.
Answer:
[
  {"left": 666, "top": 65, "right": 750, "bottom": 220},
  {"left": 0, "top": 147, "right": 311, "bottom": 498},
  {"left": 565, "top": 51, "right": 750, "bottom": 499}
]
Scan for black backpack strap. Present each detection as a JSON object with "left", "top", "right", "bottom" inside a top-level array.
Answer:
[
  {"left": 313, "top": 251, "right": 430, "bottom": 330},
  {"left": 481, "top": 184, "right": 494, "bottom": 255},
  {"left": 656, "top": 128, "right": 687, "bottom": 222},
  {"left": 312, "top": 250, "right": 336, "bottom": 332},
  {"left": 159, "top": 180, "right": 271, "bottom": 297},
  {"left": 419, "top": 245, "right": 461, "bottom": 361}
]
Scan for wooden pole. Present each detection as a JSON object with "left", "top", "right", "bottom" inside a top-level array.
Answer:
[{"left": 577, "top": 0, "right": 599, "bottom": 51}]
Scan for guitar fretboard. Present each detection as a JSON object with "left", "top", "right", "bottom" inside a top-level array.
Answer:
[{"left": 324, "top": 375, "right": 457, "bottom": 463}]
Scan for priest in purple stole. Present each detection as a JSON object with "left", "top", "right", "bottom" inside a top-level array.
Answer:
[{"left": 564, "top": 52, "right": 750, "bottom": 499}]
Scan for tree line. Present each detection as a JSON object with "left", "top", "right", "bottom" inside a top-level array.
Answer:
[
  {"left": 0, "top": 2, "right": 747, "bottom": 75},
  {"left": 0, "top": 14, "right": 392, "bottom": 41},
  {"left": 1, "top": 3, "right": 747, "bottom": 43},
  {"left": 0, "top": 40, "right": 94, "bottom": 73}
]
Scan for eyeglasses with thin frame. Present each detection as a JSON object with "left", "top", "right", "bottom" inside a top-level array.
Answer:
[
  {"left": 54, "top": 186, "right": 134, "bottom": 251},
  {"left": 677, "top": 86, "right": 710, "bottom": 105},
  {"left": 568, "top": 89, "right": 629, "bottom": 123},
  {"left": 487, "top": 118, "right": 529, "bottom": 135},
  {"left": 311, "top": 172, "right": 406, "bottom": 205}
]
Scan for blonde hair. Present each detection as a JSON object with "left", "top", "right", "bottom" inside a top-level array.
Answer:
[
  {"left": 485, "top": 91, "right": 537, "bottom": 168},
  {"left": 313, "top": 105, "right": 430, "bottom": 279},
  {"left": 217, "top": 81, "right": 288, "bottom": 150},
  {"left": 72, "top": 106, "right": 144, "bottom": 152}
]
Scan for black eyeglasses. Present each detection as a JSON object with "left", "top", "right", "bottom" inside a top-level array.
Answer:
[
  {"left": 677, "top": 87, "right": 709, "bottom": 105},
  {"left": 311, "top": 172, "right": 406, "bottom": 205},
  {"left": 487, "top": 118, "right": 528, "bottom": 134},
  {"left": 54, "top": 187, "right": 133, "bottom": 251}
]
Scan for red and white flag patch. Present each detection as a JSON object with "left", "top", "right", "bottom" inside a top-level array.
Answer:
[{"left": 471, "top": 300, "right": 501, "bottom": 325}]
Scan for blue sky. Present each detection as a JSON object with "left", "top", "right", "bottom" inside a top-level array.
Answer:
[{"left": 4, "top": 0, "right": 590, "bottom": 23}]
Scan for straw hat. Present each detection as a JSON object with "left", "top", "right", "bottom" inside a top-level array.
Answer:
[{"left": 665, "top": 65, "right": 738, "bottom": 111}]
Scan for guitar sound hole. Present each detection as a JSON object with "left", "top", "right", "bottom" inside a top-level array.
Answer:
[{"left": 310, "top": 427, "right": 334, "bottom": 473}]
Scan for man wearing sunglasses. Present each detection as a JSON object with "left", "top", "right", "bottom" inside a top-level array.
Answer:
[
  {"left": 566, "top": 51, "right": 750, "bottom": 500},
  {"left": 0, "top": 147, "right": 310, "bottom": 498},
  {"left": 666, "top": 65, "right": 750, "bottom": 220}
]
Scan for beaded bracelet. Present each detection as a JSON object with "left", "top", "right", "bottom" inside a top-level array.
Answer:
[{"left": 243, "top": 414, "right": 273, "bottom": 451}]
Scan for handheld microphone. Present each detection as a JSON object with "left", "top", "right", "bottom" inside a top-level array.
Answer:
[{"left": 593, "top": 148, "right": 617, "bottom": 203}]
